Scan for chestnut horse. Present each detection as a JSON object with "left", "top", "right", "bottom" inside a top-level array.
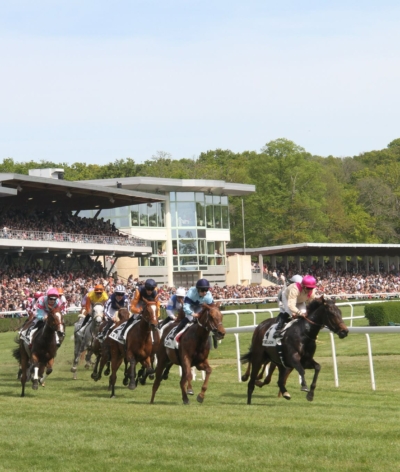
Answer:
[
  {"left": 241, "top": 297, "right": 348, "bottom": 404},
  {"left": 91, "top": 307, "right": 130, "bottom": 383},
  {"left": 150, "top": 303, "right": 225, "bottom": 405},
  {"left": 13, "top": 309, "right": 65, "bottom": 397}
]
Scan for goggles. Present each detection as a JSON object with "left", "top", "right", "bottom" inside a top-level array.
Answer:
[
  {"left": 115, "top": 292, "right": 124, "bottom": 296},
  {"left": 48, "top": 296, "right": 58, "bottom": 301}
]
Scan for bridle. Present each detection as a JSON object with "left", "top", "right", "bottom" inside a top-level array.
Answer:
[
  {"left": 304, "top": 303, "right": 342, "bottom": 335},
  {"left": 141, "top": 302, "right": 158, "bottom": 329},
  {"left": 197, "top": 307, "right": 223, "bottom": 334}
]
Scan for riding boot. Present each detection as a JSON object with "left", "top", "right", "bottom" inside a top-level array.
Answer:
[
  {"left": 273, "top": 313, "right": 290, "bottom": 338},
  {"left": 174, "top": 317, "right": 190, "bottom": 343},
  {"left": 98, "top": 319, "right": 113, "bottom": 340},
  {"left": 159, "top": 316, "right": 174, "bottom": 329},
  {"left": 81, "top": 314, "right": 90, "bottom": 328},
  {"left": 118, "top": 316, "right": 134, "bottom": 341}
]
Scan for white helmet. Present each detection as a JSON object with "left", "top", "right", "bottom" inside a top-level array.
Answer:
[
  {"left": 290, "top": 275, "right": 303, "bottom": 284},
  {"left": 115, "top": 285, "right": 126, "bottom": 294},
  {"left": 176, "top": 287, "right": 186, "bottom": 297}
]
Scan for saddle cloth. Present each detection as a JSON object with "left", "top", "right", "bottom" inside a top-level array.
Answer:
[
  {"left": 262, "top": 319, "right": 297, "bottom": 347},
  {"left": 164, "top": 323, "right": 192, "bottom": 349},
  {"left": 20, "top": 326, "right": 38, "bottom": 346},
  {"left": 108, "top": 318, "right": 140, "bottom": 345}
]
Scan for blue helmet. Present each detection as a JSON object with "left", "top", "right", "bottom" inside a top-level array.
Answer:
[
  {"left": 144, "top": 279, "right": 157, "bottom": 290},
  {"left": 196, "top": 278, "right": 210, "bottom": 289}
]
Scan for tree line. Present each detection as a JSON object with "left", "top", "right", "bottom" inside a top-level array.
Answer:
[{"left": 2, "top": 138, "right": 400, "bottom": 248}]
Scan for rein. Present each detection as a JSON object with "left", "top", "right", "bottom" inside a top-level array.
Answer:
[{"left": 197, "top": 309, "right": 222, "bottom": 333}]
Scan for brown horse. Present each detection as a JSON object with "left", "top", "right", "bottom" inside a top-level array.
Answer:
[
  {"left": 241, "top": 297, "right": 348, "bottom": 404},
  {"left": 13, "top": 309, "right": 65, "bottom": 397},
  {"left": 91, "top": 307, "right": 130, "bottom": 382},
  {"left": 150, "top": 303, "right": 225, "bottom": 405}
]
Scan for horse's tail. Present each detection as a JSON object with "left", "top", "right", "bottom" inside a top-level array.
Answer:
[
  {"left": 12, "top": 336, "right": 22, "bottom": 362},
  {"left": 240, "top": 347, "right": 253, "bottom": 364}
]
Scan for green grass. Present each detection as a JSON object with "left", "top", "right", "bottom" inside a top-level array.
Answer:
[{"left": 2, "top": 310, "right": 400, "bottom": 472}]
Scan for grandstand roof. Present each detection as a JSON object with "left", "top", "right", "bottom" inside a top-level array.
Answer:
[
  {"left": 227, "top": 243, "right": 400, "bottom": 257},
  {"left": 83, "top": 176, "right": 256, "bottom": 196},
  {"left": 0, "top": 173, "right": 165, "bottom": 211}
]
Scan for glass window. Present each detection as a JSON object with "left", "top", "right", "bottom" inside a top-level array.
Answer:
[
  {"left": 222, "top": 206, "right": 229, "bottom": 229},
  {"left": 178, "top": 229, "right": 196, "bottom": 239},
  {"left": 208, "top": 256, "right": 216, "bottom": 266},
  {"left": 221, "top": 196, "right": 228, "bottom": 205},
  {"left": 114, "top": 206, "right": 129, "bottom": 216},
  {"left": 148, "top": 203, "right": 157, "bottom": 227},
  {"left": 139, "top": 204, "right": 148, "bottom": 226},
  {"left": 79, "top": 210, "right": 92, "bottom": 218},
  {"left": 199, "top": 256, "right": 207, "bottom": 265},
  {"left": 198, "top": 239, "right": 206, "bottom": 254},
  {"left": 171, "top": 229, "right": 177, "bottom": 238},
  {"left": 99, "top": 209, "right": 111, "bottom": 218},
  {"left": 207, "top": 241, "right": 215, "bottom": 254},
  {"left": 195, "top": 192, "right": 204, "bottom": 202},
  {"left": 170, "top": 202, "right": 176, "bottom": 227},
  {"left": 149, "top": 257, "right": 157, "bottom": 266},
  {"left": 158, "top": 257, "right": 166, "bottom": 266},
  {"left": 198, "top": 229, "right": 206, "bottom": 238},
  {"left": 196, "top": 202, "right": 205, "bottom": 226},
  {"left": 214, "top": 205, "right": 222, "bottom": 228},
  {"left": 169, "top": 192, "right": 176, "bottom": 201},
  {"left": 114, "top": 217, "right": 129, "bottom": 227},
  {"left": 205, "top": 195, "right": 213, "bottom": 204},
  {"left": 213, "top": 195, "right": 221, "bottom": 204},
  {"left": 173, "top": 256, "right": 178, "bottom": 266},
  {"left": 131, "top": 206, "right": 139, "bottom": 226},
  {"left": 180, "top": 256, "right": 198, "bottom": 267},
  {"left": 157, "top": 202, "right": 165, "bottom": 227},
  {"left": 206, "top": 205, "right": 214, "bottom": 228},
  {"left": 176, "top": 192, "right": 195, "bottom": 201},
  {"left": 179, "top": 239, "right": 197, "bottom": 255},
  {"left": 177, "top": 202, "right": 196, "bottom": 226}
]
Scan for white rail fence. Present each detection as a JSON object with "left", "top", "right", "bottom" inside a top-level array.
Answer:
[{"left": 223, "top": 300, "right": 400, "bottom": 390}]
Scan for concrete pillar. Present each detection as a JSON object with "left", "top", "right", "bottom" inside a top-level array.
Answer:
[
  {"left": 352, "top": 255, "right": 358, "bottom": 272},
  {"left": 384, "top": 255, "right": 390, "bottom": 273},
  {"left": 318, "top": 255, "right": 324, "bottom": 268},
  {"left": 295, "top": 255, "right": 301, "bottom": 272},
  {"left": 307, "top": 255, "right": 312, "bottom": 268},
  {"left": 271, "top": 255, "right": 276, "bottom": 269},
  {"left": 363, "top": 256, "right": 369, "bottom": 273},
  {"left": 395, "top": 256, "right": 399, "bottom": 272},
  {"left": 283, "top": 255, "right": 288, "bottom": 270},
  {"left": 164, "top": 195, "right": 174, "bottom": 287},
  {"left": 258, "top": 254, "right": 263, "bottom": 273},
  {"left": 341, "top": 255, "right": 347, "bottom": 272},
  {"left": 329, "top": 255, "right": 336, "bottom": 270},
  {"left": 374, "top": 255, "right": 380, "bottom": 273}
]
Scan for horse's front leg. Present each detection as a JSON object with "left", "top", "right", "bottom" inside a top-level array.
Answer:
[
  {"left": 180, "top": 357, "right": 192, "bottom": 405},
  {"left": 40, "top": 359, "right": 54, "bottom": 387},
  {"left": 287, "top": 353, "right": 308, "bottom": 393},
  {"left": 110, "top": 356, "right": 123, "bottom": 398},
  {"left": 127, "top": 356, "right": 138, "bottom": 390},
  {"left": 276, "top": 364, "right": 293, "bottom": 399},
  {"left": 150, "top": 348, "right": 169, "bottom": 404},
  {"left": 31, "top": 354, "right": 40, "bottom": 390},
  {"left": 194, "top": 360, "right": 212, "bottom": 404},
  {"left": 84, "top": 343, "right": 93, "bottom": 369},
  {"left": 20, "top": 346, "right": 29, "bottom": 397},
  {"left": 71, "top": 336, "right": 82, "bottom": 377},
  {"left": 303, "top": 359, "right": 321, "bottom": 402}
]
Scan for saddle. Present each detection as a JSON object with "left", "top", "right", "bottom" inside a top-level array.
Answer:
[
  {"left": 164, "top": 323, "right": 192, "bottom": 349},
  {"left": 108, "top": 318, "right": 140, "bottom": 345}
]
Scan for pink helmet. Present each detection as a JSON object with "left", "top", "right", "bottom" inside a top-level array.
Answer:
[
  {"left": 302, "top": 275, "right": 317, "bottom": 288},
  {"left": 34, "top": 291, "right": 43, "bottom": 299},
  {"left": 47, "top": 288, "right": 60, "bottom": 298}
]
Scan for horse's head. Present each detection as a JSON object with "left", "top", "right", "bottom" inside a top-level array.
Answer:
[
  {"left": 47, "top": 310, "right": 65, "bottom": 337},
  {"left": 141, "top": 298, "right": 159, "bottom": 330},
  {"left": 319, "top": 297, "right": 349, "bottom": 339},
  {"left": 91, "top": 304, "right": 104, "bottom": 325},
  {"left": 198, "top": 303, "right": 225, "bottom": 340}
]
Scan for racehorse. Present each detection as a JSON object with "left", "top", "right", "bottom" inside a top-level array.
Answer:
[
  {"left": 13, "top": 309, "right": 65, "bottom": 397},
  {"left": 71, "top": 303, "right": 104, "bottom": 379},
  {"left": 91, "top": 307, "right": 130, "bottom": 383},
  {"left": 241, "top": 297, "right": 348, "bottom": 404},
  {"left": 150, "top": 303, "right": 225, "bottom": 405}
]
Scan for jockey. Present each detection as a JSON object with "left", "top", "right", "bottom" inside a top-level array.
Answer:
[
  {"left": 98, "top": 284, "right": 130, "bottom": 340},
  {"left": 160, "top": 287, "right": 186, "bottom": 328},
  {"left": 118, "top": 279, "right": 160, "bottom": 340},
  {"left": 273, "top": 274, "right": 317, "bottom": 338},
  {"left": 32, "top": 288, "right": 65, "bottom": 345},
  {"left": 277, "top": 274, "right": 303, "bottom": 310},
  {"left": 81, "top": 284, "right": 108, "bottom": 328},
  {"left": 27, "top": 291, "right": 43, "bottom": 318},
  {"left": 174, "top": 278, "right": 213, "bottom": 341}
]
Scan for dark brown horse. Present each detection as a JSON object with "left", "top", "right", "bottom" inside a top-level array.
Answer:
[
  {"left": 13, "top": 309, "right": 65, "bottom": 397},
  {"left": 150, "top": 303, "right": 225, "bottom": 405},
  {"left": 241, "top": 297, "right": 348, "bottom": 404}
]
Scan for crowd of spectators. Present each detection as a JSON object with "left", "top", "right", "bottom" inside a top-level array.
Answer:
[
  {"left": 2, "top": 266, "right": 400, "bottom": 318},
  {"left": 0, "top": 209, "right": 143, "bottom": 246}
]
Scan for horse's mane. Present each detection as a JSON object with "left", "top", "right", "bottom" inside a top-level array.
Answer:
[{"left": 307, "top": 298, "right": 323, "bottom": 313}]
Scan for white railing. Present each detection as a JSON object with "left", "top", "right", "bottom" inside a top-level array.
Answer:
[
  {"left": 0, "top": 310, "right": 28, "bottom": 318},
  {"left": 0, "top": 228, "right": 147, "bottom": 246},
  {"left": 223, "top": 300, "right": 400, "bottom": 390}
]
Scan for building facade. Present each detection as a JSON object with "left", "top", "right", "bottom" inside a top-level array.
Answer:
[{"left": 82, "top": 177, "right": 255, "bottom": 286}]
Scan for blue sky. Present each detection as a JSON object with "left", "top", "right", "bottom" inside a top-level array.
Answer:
[{"left": 0, "top": 1, "right": 399, "bottom": 165}]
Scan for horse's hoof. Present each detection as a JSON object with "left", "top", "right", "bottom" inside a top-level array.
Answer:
[
  {"left": 187, "top": 388, "right": 194, "bottom": 395},
  {"left": 149, "top": 374, "right": 155, "bottom": 380},
  {"left": 122, "top": 377, "right": 129, "bottom": 386},
  {"left": 104, "top": 368, "right": 110, "bottom": 376},
  {"left": 139, "top": 378, "right": 146, "bottom": 386},
  {"left": 128, "top": 383, "right": 137, "bottom": 391},
  {"left": 162, "top": 373, "right": 169, "bottom": 380},
  {"left": 241, "top": 375, "right": 249, "bottom": 382},
  {"left": 306, "top": 392, "right": 314, "bottom": 402},
  {"left": 196, "top": 394, "right": 204, "bottom": 404},
  {"left": 32, "top": 382, "right": 38, "bottom": 391},
  {"left": 70, "top": 367, "right": 77, "bottom": 373},
  {"left": 255, "top": 381, "right": 264, "bottom": 388},
  {"left": 84, "top": 364, "right": 90, "bottom": 370},
  {"left": 183, "top": 399, "right": 190, "bottom": 405},
  {"left": 283, "top": 392, "right": 291, "bottom": 400},
  {"left": 91, "top": 372, "right": 96, "bottom": 379},
  {"left": 301, "top": 386, "right": 309, "bottom": 392}
]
